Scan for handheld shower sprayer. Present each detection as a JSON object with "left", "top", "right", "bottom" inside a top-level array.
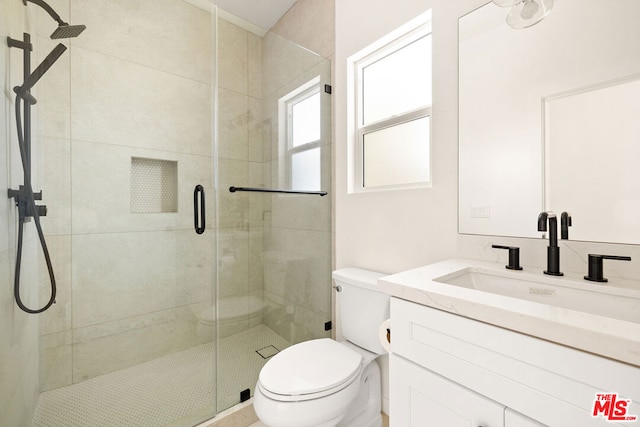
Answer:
[{"left": 13, "top": 43, "right": 67, "bottom": 105}]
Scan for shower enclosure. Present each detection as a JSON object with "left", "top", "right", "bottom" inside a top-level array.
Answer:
[
  {"left": 214, "top": 13, "right": 332, "bottom": 411},
  {"left": 1, "top": 0, "right": 331, "bottom": 426}
]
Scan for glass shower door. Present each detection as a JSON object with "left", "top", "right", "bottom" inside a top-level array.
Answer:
[
  {"left": 215, "top": 15, "right": 332, "bottom": 411},
  {"left": 29, "top": 0, "right": 217, "bottom": 425}
]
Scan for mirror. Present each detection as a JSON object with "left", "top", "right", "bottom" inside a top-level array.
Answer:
[{"left": 458, "top": 0, "right": 640, "bottom": 243}]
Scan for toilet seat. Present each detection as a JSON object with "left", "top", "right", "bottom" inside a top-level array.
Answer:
[{"left": 258, "top": 338, "right": 363, "bottom": 402}]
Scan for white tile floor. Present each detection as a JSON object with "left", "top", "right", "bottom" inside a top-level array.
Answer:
[
  {"left": 33, "top": 325, "right": 289, "bottom": 427},
  {"left": 216, "top": 326, "right": 291, "bottom": 410}
]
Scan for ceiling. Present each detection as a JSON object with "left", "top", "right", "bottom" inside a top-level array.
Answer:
[{"left": 214, "top": 0, "right": 299, "bottom": 32}]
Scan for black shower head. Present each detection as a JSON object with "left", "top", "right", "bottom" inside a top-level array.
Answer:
[
  {"left": 13, "top": 43, "right": 67, "bottom": 104},
  {"left": 51, "top": 24, "right": 86, "bottom": 39},
  {"left": 23, "top": 0, "right": 86, "bottom": 39}
]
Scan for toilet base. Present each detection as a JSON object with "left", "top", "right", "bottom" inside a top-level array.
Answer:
[{"left": 338, "top": 358, "right": 382, "bottom": 427}]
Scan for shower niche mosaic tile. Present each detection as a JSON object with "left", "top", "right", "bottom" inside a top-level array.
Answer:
[{"left": 130, "top": 157, "right": 178, "bottom": 213}]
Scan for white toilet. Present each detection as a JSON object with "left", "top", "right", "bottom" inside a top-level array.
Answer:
[{"left": 254, "top": 268, "right": 390, "bottom": 427}]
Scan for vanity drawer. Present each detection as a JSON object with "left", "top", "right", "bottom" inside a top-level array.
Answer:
[{"left": 390, "top": 297, "right": 640, "bottom": 426}]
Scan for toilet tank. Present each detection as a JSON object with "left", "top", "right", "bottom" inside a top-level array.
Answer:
[{"left": 333, "top": 268, "right": 390, "bottom": 355}]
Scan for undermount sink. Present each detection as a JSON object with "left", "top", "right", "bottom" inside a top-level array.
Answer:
[
  {"left": 434, "top": 267, "right": 640, "bottom": 323},
  {"left": 378, "top": 258, "right": 640, "bottom": 366}
]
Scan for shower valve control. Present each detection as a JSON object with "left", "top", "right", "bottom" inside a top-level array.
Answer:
[{"left": 8, "top": 186, "right": 47, "bottom": 219}]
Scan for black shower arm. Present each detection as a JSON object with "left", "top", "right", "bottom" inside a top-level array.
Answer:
[{"left": 23, "top": 0, "right": 67, "bottom": 25}]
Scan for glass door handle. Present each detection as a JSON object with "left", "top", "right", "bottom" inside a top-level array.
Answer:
[{"left": 194, "top": 185, "right": 205, "bottom": 234}]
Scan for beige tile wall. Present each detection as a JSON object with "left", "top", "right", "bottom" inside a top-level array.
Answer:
[
  {"left": 259, "top": 31, "right": 332, "bottom": 345},
  {"left": 271, "top": 0, "right": 335, "bottom": 60},
  {"left": 37, "top": 0, "right": 215, "bottom": 391},
  {"left": 258, "top": 0, "right": 335, "bottom": 347},
  {"left": 0, "top": 0, "right": 334, "bottom": 425},
  {"left": 31, "top": 0, "right": 333, "bottom": 420},
  {"left": 215, "top": 6, "right": 335, "bottom": 386},
  {"left": 217, "top": 18, "right": 265, "bottom": 342},
  {"left": 71, "top": 0, "right": 212, "bottom": 84}
]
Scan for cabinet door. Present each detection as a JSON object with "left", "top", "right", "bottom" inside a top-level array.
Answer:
[
  {"left": 505, "top": 409, "right": 546, "bottom": 426},
  {"left": 391, "top": 354, "right": 505, "bottom": 427}
]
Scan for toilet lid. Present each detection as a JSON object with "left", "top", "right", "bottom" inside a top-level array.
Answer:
[{"left": 259, "top": 338, "right": 362, "bottom": 397}]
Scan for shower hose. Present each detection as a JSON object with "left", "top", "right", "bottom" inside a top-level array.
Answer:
[{"left": 13, "top": 95, "right": 57, "bottom": 313}]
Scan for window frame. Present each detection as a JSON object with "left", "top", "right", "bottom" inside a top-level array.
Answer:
[
  {"left": 278, "top": 76, "right": 322, "bottom": 191},
  {"left": 348, "top": 12, "right": 433, "bottom": 193}
]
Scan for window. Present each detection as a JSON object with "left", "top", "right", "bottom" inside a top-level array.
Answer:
[
  {"left": 279, "top": 77, "right": 322, "bottom": 191},
  {"left": 348, "top": 11, "right": 432, "bottom": 192}
]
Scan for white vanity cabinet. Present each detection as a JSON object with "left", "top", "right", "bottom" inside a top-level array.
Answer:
[
  {"left": 504, "top": 409, "right": 546, "bottom": 427},
  {"left": 391, "top": 354, "right": 505, "bottom": 426},
  {"left": 389, "top": 297, "right": 640, "bottom": 427}
]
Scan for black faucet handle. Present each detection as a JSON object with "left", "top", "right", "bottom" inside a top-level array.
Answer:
[
  {"left": 561, "top": 212, "right": 572, "bottom": 240},
  {"left": 584, "top": 254, "right": 631, "bottom": 283},
  {"left": 492, "top": 245, "right": 523, "bottom": 270}
]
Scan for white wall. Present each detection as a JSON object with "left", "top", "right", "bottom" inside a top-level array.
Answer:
[
  {"left": 336, "top": 0, "right": 640, "bottom": 305},
  {"left": 334, "top": 0, "right": 488, "bottom": 415},
  {"left": 335, "top": 0, "right": 486, "bottom": 275},
  {"left": 335, "top": 0, "right": 640, "bottom": 416}
]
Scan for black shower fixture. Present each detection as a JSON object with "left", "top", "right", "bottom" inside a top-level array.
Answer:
[
  {"left": 7, "top": 0, "right": 86, "bottom": 314},
  {"left": 23, "top": 0, "right": 86, "bottom": 39},
  {"left": 13, "top": 43, "right": 67, "bottom": 105}
]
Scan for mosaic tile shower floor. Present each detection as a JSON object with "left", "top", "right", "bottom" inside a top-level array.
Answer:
[{"left": 33, "top": 325, "right": 290, "bottom": 427}]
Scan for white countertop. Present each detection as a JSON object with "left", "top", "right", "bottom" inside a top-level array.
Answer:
[{"left": 378, "top": 258, "right": 640, "bottom": 367}]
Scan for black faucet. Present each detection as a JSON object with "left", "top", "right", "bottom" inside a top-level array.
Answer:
[
  {"left": 561, "top": 211, "right": 572, "bottom": 240},
  {"left": 537, "top": 211, "right": 563, "bottom": 276}
]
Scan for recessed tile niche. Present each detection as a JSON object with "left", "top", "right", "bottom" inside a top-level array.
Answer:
[{"left": 130, "top": 157, "right": 178, "bottom": 213}]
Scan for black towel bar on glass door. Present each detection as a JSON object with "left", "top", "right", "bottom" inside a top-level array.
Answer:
[{"left": 229, "top": 186, "right": 327, "bottom": 196}]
